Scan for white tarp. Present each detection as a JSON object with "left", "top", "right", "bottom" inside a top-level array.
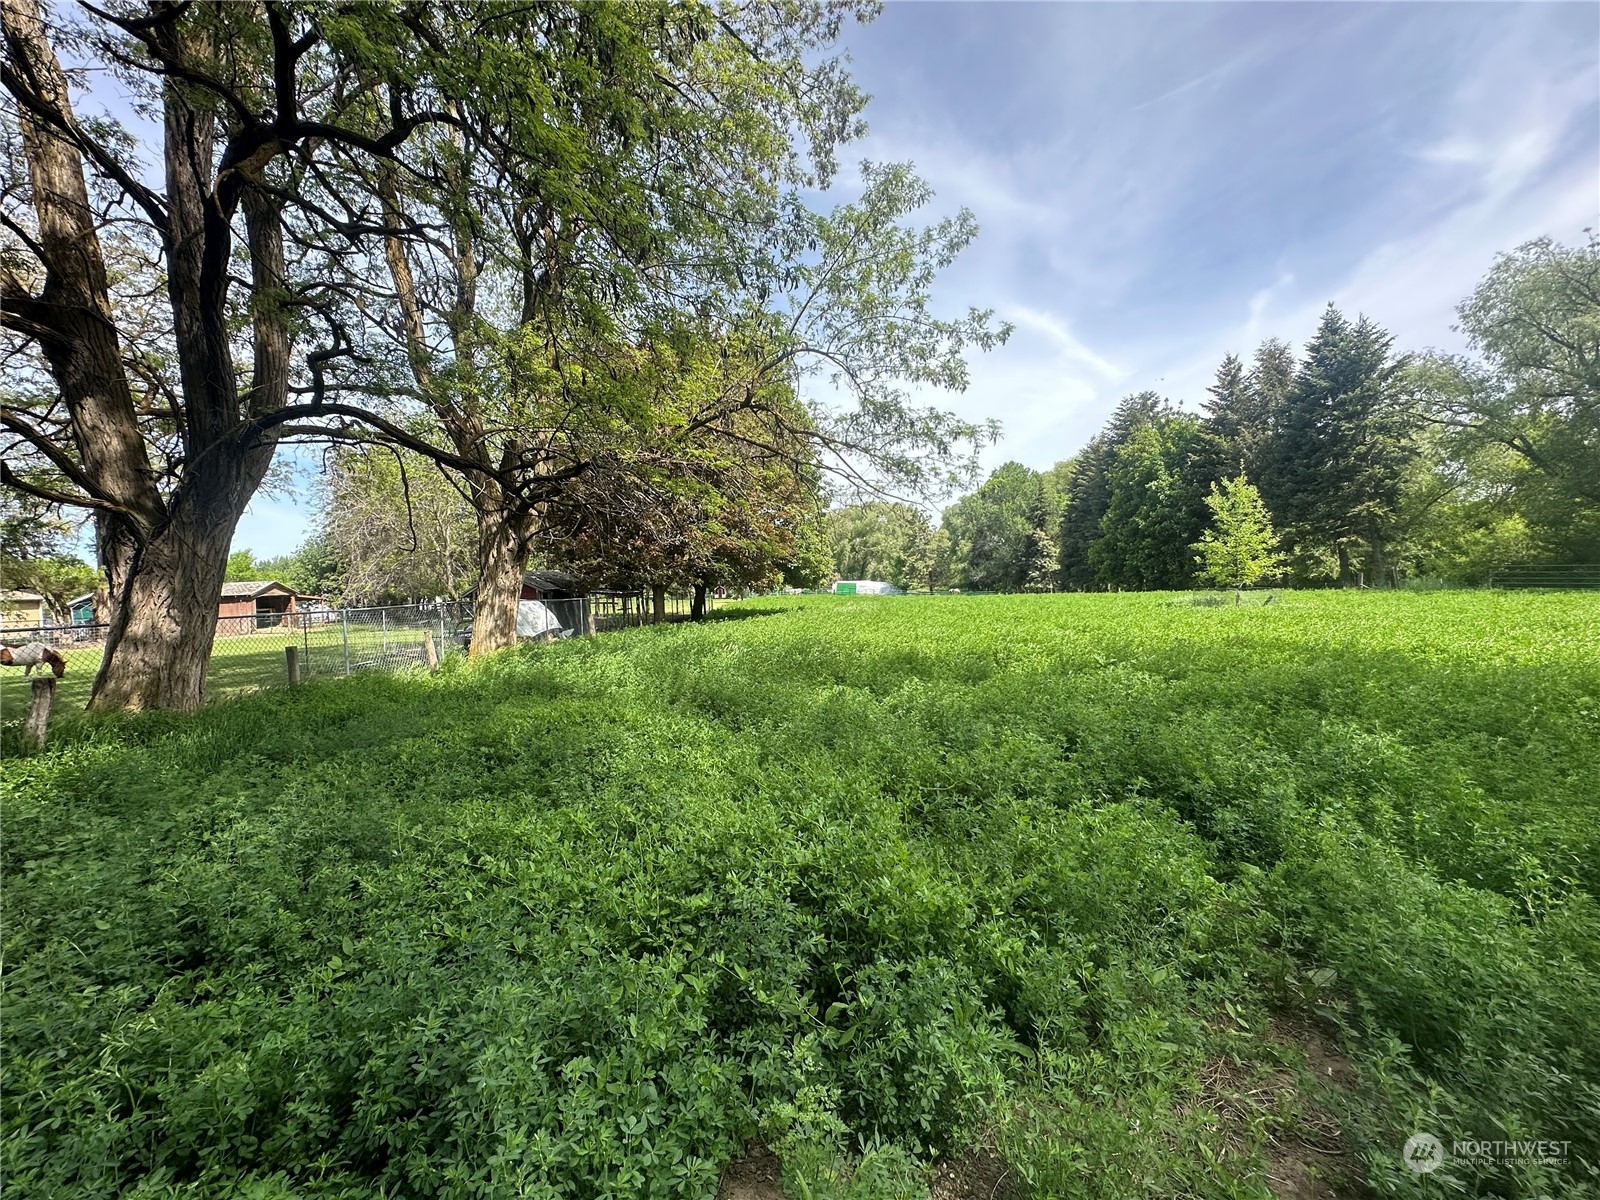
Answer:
[
  {"left": 833, "top": 580, "right": 903, "bottom": 595},
  {"left": 515, "top": 599, "right": 563, "bottom": 638}
]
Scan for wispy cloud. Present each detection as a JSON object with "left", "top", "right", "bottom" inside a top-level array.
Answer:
[{"left": 839, "top": 0, "right": 1599, "bottom": 465}]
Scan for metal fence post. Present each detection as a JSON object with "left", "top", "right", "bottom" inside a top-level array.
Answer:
[{"left": 341, "top": 609, "right": 351, "bottom": 676}]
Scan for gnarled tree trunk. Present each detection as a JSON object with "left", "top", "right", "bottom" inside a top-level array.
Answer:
[
  {"left": 471, "top": 506, "right": 538, "bottom": 656},
  {"left": 92, "top": 485, "right": 241, "bottom": 710}
]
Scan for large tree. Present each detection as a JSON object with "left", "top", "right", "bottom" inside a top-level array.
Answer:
[
  {"left": 1410, "top": 234, "right": 1600, "bottom": 563},
  {"left": 318, "top": 446, "right": 478, "bottom": 605},
  {"left": 941, "top": 460, "right": 1038, "bottom": 592},
  {"left": 1, "top": 0, "right": 654, "bottom": 707},
  {"left": 1057, "top": 391, "right": 1169, "bottom": 588},
  {"left": 1261, "top": 306, "right": 1412, "bottom": 584},
  {"left": 828, "top": 501, "right": 936, "bottom": 591},
  {"left": 1196, "top": 341, "right": 1289, "bottom": 489},
  {"left": 1090, "top": 412, "right": 1207, "bottom": 591},
  {"left": 544, "top": 370, "right": 832, "bottom": 617},
  {"left": 3, "top": 1, "right": 1003, "bottom": 703},
  {"left": 363, "top": 27, "right": 1005, "bottom": 655}
]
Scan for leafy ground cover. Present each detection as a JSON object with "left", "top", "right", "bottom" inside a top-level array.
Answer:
[{"left": 3, "top": 592, "right": 1597, "bottom": 1198}]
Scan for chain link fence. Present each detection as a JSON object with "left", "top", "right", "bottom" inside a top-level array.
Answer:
[{"left": 2, "top": 590, "right": 717, "bottom": 713}]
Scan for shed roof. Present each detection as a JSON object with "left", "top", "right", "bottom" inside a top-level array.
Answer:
[
  {"left": 524, "top": 569, "right": 581, "bottom": 593},
  {"left": 219, "top": 580, "right": 295, "bottom": 599},
  {"left": 1, "top": 590, "right": 46, "bottom": 602}
]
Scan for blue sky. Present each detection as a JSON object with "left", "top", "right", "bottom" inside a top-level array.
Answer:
[{"left": 235, "top": 1, "right": 1599, "bottom": 556}]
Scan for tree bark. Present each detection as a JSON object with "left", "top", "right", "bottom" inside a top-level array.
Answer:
[
  {"left": 91, "top": 450, "right": 267, "bottom": 708},
  {"left": 651, "top": 584, "right": 667, "bottom": 623},
  {"left": 470, "top": 506, "right": 537, "bottom": 655},
  {"left": 1337, "top": 541, "right": 1353, "bottom": 588}
]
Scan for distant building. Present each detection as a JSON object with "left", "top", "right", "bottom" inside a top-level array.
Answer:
[
  {"left": 67, "top": 592, "right": 98, "bottom": 626},
  {"left": 216, "top": 581, "right": 324, "bottom": 637},
  {"left": 0, "top": 590, "right": 47, "bottom": 629},
  {"left": 831, "top": 580, "right": 903, "bottom": 596}
]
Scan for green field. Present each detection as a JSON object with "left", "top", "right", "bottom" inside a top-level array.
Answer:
[{"left": 3, "top": 592, "right": 1597, "bottom": 1199}]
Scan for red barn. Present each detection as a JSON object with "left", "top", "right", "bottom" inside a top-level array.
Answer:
[{"left": 216, "top": 581, "right": 321, "bottom": 637}]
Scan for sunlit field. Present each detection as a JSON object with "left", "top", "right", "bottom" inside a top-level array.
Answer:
[{"left": 4, "top": 591, "right": 1596, "bottom": 1199}]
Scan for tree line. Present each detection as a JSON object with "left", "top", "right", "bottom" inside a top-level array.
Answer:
[
  {"left": 829, "top": 234, "right": 1598, "bottom": 593},
  {"left": 2, "top": 0, "right": 1005, "bottom": 709}
]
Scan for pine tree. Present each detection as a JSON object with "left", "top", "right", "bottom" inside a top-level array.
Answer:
[
  {"left": 1192, "top": 474, "right": 1284, "bottom": 592},
  {"left": 1057, "top": 391, "right": 1170, "bottom": 588},
  {"left": 1262, "top": 306, "right": 1412, "bottom": 584},
  {"left": 1197, "top": 340, "right": 1294, "bottom": 492}
]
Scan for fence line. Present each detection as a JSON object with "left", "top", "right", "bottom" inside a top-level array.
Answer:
[
  {"left": 1488, "top": 564, "right": 1600, "bottom": 590},
  {"left": 1, "top": 590, "right": 719, "bottom": 714}
]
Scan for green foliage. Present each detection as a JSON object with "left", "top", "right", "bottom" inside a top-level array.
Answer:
[
  {"left": 828, "top": 503, "right": 937, "bottom": 592},
  {"left": 941, "top": 462, "right": 1043, "bottom": 592},
  {"left": 1410, "top": 233, "right": 1600, "bottom": 565},
  {"left": 1058, "top": 392, "right": 1170, "bottom": 590},
  {"left": 318, "top": 448, "right": 479, "bottom": 604},
  {"left": 0, "top": 553, "right": 97, "bottom": 620},
  {"left": 1091, "top": 415, "right": 1208, "bottom": 591},
  {"left": 224, "top": 549, "right": 259, "bottom": 582},
  {"left": 1191, "top": 475, "right": 1284, "bottom": 590},
  {"left": 1262, "top": 306, "right": 1415, "bottom": 583},
  {"left": 4, "top": 593, "right": 1598, "bottom": 1198}
]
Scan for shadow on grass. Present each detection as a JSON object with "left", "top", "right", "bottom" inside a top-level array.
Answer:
[{"left": 699, "top": 606, "right": 789, "bottom": 624}]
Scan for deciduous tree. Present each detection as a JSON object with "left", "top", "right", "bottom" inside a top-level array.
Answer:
[{"left": 1191, "top": 474, "right": 1283, "bottom": 592}]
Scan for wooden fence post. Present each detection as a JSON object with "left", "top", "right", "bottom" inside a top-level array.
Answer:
[
  {"left": 285, "top": 645, "right": 301, "bottom": 686},
  {"left": 25, "top": 676, "right": 55, "bottom": 748}
]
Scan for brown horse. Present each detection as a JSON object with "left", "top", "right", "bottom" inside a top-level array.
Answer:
[{"left": 0, "top": 643, "right": 67, "bottom": 678}]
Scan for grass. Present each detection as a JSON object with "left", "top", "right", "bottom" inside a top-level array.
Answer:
[{"left": 3, "top": 591, "right": 1597, "bottom": 1199}]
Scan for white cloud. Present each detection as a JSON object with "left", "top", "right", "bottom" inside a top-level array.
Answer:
[{"left": 1002, "top": 305, "right": 1126, "bottom": 381}]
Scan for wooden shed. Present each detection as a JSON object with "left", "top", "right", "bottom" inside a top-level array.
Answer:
[
  {"left": 216, "top": 581, "right": 323, "bottom": 637},
  {"left": 0, "top": 590, "right": 47, "bottom": 630}
]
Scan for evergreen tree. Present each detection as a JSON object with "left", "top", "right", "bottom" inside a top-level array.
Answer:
[
  {"left": 1198, "top": 342, "right": 1291, "bottom": 489},
  {"left": 1263, "top": 306, "right": 1411, "bottom": 584},
  {"left": 1192, "top": 474, "right": 1284, "bottom": 591},
  {"left": 1058, "top": 436, "right": 1112, "bottom": 589},
  {"left": 1057, "top": 391, "right": 1170, "bottom": 588}
]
